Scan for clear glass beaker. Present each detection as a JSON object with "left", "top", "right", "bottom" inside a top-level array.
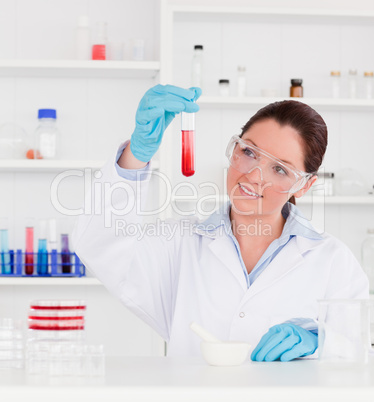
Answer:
[{"left": 318, "top": 299, "right": 372, "bottom": 364}]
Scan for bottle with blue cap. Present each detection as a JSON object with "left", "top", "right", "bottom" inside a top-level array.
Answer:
[{"left": 35, "top": 109, "right": 59, "bottom": 159}]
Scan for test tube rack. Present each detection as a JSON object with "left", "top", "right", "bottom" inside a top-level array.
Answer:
[{"left": 0, "top": 250, "right": 85, "bottom": 277}]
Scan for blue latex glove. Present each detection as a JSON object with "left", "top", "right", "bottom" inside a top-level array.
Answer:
[
  {"left": 130, "top": 84, "right": 202, "bottom": 162},
  {"left": 251, "top": 323, "right": 318, "bottom": 362}
]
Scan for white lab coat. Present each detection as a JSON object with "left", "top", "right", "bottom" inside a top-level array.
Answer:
[{"left": 73, "top": 144, "right": 369, "bottom": 356}]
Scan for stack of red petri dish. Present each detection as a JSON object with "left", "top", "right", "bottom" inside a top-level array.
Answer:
[{"left": 28, "top": 300, "right": 86, "bottom": 336}]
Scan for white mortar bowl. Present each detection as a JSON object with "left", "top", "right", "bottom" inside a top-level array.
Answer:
[{"left": 201, "top": 341, "right": 252, "bottom": 366}]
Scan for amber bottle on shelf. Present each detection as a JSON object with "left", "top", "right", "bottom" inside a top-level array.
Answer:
[{"left": 290, "top": 79, "right": 303, "bottom": 97}]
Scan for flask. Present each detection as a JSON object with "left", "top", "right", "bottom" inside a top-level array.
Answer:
[
  {"left": 191, "top": 45, "right": 203, "bottom": 88},
  {"left": 35, "top": 109, "right": 59, "bottom": 159},
  {"left": 363, "top": 71, "right": 374, "bottom": 99},
  {"left": 132, "top": 39, "right": 145, "bottom": 61},
  {"left": 348, "top": 69, "right": 358, "bottom": 98},
  {"left": 362, "top": 229, "right": 374, "bottom": 294},
  {"left": 290, "top": 79, "right": 303, "bottom": 97},
  {"left": 75, "top": 16, "right": 91, "bottom": 60},
  {"left": 92, "top": 22, "right": 107, "bottom": 60},
  {"left": 237, "top": 66, "right": 247, "bottom": 96},
  {"left": 330, "top": 71, "right": 341, "bottom": 98}
]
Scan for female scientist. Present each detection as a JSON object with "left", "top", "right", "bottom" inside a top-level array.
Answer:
[{"left": 73, "top": 85, "right": 368, "bottom": 362}]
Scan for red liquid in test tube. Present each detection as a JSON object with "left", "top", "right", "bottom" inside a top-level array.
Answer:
[
  {"left": 181, "top": 112, "right": 195, "bottom": 177},
  {"left": 25, "top": 226, "right": 34, "bottom": 275}
]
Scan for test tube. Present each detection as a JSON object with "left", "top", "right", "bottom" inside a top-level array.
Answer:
[
  {"left": 0, "top": 228, "right": 11, "bottom": 274},
  {"left": 25, "top": 226, "right": 34, "bottom": 275},
  {"left": 48, "top": 218, "right": 58, "bottom": 251},
  {"left": 61, "top": 234, "right": 71, "bottom": 274},
  {"left": 181, "top": 112, "right": 195, "bottom": 177},
  {"left": 37, "top": 220, "right": 48, "bottom": 275}
]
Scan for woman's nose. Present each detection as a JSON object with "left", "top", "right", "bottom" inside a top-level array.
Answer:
[{"left": 246, "top": 166, "right": 264, "bottom": 182}]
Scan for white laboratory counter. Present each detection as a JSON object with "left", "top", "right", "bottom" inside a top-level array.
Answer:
[{"left": 1, "top": 356, "right": 374, "bottom": 402}]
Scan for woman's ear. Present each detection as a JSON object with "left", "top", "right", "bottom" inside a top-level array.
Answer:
[{"left": 293, "top": 175, "right": 318, "bottom": 199}]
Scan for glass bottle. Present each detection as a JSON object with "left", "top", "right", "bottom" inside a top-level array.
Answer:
[
  {"left": 35, "top": 109, "right": 59, "bottom": 159},
  {"left": 348, "top": 69, "right": 358, "bottom": 98},
  {"left": 237, "top": 66, "right": 247, "bottom": 96},
  {"left": 362, "top": 229, "right": 374, "bottom": 294},
  {"left": 290, "top": 79, "right": 303, "bottom": 97},
  {"left": 363, "top": 71, "right": 374, "bottom": 99},
  {"left": 191, "top": 45, "right": 203, "bottom": 88},
  {"left": 219, "top": 79, "right": 230, "bottom": 96},
  {"left": 92, "top": 22, "right": 107, "bottom": 60},
  {"left": 75, "top": 16, "right": 91, "bottom": 60},
  {"left": 330, "top": 71, "right": 341, "bottom": 98}
]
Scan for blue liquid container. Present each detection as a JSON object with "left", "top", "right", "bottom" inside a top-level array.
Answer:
[
  {"left": 37, "top": 239, "right": 48, "bottom": 275},
  {"left": 0, "top": 229, "right": 11, "bottom": 274}
]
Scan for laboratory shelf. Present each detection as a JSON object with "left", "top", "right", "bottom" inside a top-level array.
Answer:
[
  {"left": 198, "top": 97, "right": 374, "bottom": 112},
  {"left": 0, "top": 60, "right": 160, "bottom": 79},
  {"left": 0, "top": 159, "right": 160, "bottom": 172},
  {"left": 0, "top": 159, "right": 105, "bottom": 172},
  {"left": 0, "top": 277, "right": 101, "bottom": 285},
  {"left": 172, "top": 5, "right": 374, "bottom": 23}
]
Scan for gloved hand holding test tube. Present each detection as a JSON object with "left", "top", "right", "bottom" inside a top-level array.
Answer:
[{"left": 129, "top": 84, "right": 201, "bottom": 164}]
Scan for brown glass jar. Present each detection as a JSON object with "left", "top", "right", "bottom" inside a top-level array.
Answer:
[{"left": 290, "top": 79, "right": 303, "bottom": 97}]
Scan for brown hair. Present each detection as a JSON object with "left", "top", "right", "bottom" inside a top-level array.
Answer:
[{"left": 240, "top": 100, "right": 328, "bottom": 204}]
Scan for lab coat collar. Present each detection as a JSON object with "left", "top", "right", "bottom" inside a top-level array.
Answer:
[
  {"left": 193, "top": 201, "right": 323, "bottom": 242},
  {"left": 193, "top": 201, "right": 323, "bottom": 291}
]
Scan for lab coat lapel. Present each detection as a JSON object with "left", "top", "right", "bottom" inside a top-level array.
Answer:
[
  {"left": 208, "top": 233, "right": 247, "bottom": 291},
  {"left": 244, "top": 238, "right": 305, "bottom": 300}
]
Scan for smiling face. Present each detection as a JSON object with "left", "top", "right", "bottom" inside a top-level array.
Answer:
[{"left": 227, "top": 118, "right": 316, "bottom": 217}]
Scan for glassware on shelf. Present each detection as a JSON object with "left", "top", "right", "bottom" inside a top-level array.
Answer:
[
  {"left": 0, "top": 318, "right": 24, "bottom": 369},
  {"left": 0, "top": 123, "right": 27, "bottom": 159},
  {"left": 237, "top": 65, "right": 247, "bottom": 96},
  {"left": 363, "top": 71, "right": 374, "bottom": 99},
  {"left": 290, "top": 79, "right": 303, "bottom": 97},
  {"left": 362, "top": 229, "right": 374, "bottom": 294},
  {"left": 348, "top": 69, "right": 358, "bottom": 98},
  {"left": 132, "top": 39, "right": 145, "bottom": 61},
  {"left": 92, "top": 22, "right": 107, "bottom": 60},
  {"left": 312, "top": 172, "right": 335, "bottom": 196},
  {"left": 334, "top": 168, "right": 367, "bottom": 196},
  {"left": 75, "top": 16, "right": 91, "bottom": 60},
  {"left": 219, "top": 79, "right": 230, "bottom": 96},
  {"left": 34, "top": 109, "right": 59, "bottom": 159},
  {"left": 330, "top": 71, "right": 341, "bottom": 99}
]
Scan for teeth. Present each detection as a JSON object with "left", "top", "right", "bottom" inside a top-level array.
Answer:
[{"left": 239, "top": 183, "right": 261, "bottom": 198}]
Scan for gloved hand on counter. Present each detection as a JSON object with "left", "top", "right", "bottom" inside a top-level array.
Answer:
[
  {"left": 130, "top": 84, "right": 202, "bottom": 163},
  {"left": 251, "top": 323, "right": 318, "bottom": 362}
]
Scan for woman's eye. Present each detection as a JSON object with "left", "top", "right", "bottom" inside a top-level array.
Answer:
[
  {"left": 274, "top": 165, "right": 288, "bottom": 176},
  {"left": 242, "top": 147, "right": 256, "bottom": 158}
]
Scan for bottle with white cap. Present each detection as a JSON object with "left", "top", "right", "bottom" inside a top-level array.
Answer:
[
  {"left": 75, "top": 16, "right": 91, "bottom": 60},
  {"left": 35, "top": 109, "right": 59, "bottom": 159}
]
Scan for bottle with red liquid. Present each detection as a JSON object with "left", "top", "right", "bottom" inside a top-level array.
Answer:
[
  {"left": 92, "top": 22, "right": 107, "bottom": 60},
  {"left": 181, "top": 112, "right": 195, "bottom": 177}
]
